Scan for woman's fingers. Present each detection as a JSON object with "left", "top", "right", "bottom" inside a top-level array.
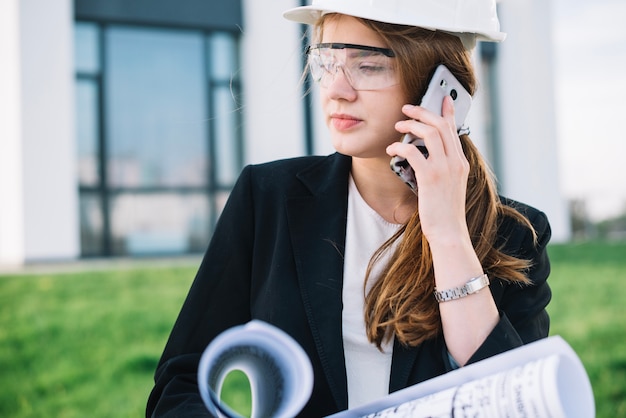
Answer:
[
  {"left": 440, "top": 96, "right": 465, "bottom": 159},
  {"left": 395, "top": 98, "right": 460, "bottom": 156},
  {"left": 389, "top": 98, "right": 471, "bottom": 240}
]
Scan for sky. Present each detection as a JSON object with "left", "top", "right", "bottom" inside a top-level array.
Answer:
[{"left": 551, "top": 0, "right": 626, "bottom": 221}]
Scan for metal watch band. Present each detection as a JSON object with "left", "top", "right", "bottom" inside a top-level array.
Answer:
[{"left": 434, "top": 273, "right": 490, "bottom": 303}]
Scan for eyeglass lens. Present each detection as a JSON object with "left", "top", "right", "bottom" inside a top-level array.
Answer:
[{"left": 307, "top": 45, "right": 397, "bottom": 90}]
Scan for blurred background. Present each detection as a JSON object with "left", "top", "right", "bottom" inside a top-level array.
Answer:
[
  {"left": 552, "top": 0, "right": 626, "bottom": 238},
  {"left": 1, "top": 0, "right": 624, "bottom": 267},
  {"left": 1, "top": 1, "right": 625, "bottom": 417}
]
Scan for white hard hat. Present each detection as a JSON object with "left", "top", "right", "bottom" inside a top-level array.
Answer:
[{"left": 283, "top": 0, "right": 506, "bottom": 49}]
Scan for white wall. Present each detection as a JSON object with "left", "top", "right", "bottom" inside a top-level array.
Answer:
[
  {"left": 241, "top": 0, "right": 307, "bottom": 164},
  {"left": 497, "top": 0, "right": 571, "bottom": 242},
  {"left": 0, "top": 0, "right": 79, "bottom": 265},
  {"left": 0, "top": 0, "right": 26, "bottom": 265}
]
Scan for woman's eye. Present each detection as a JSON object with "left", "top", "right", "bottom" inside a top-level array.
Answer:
[{"left": 357, "top": 63, "right": 387, "bottom": 74}]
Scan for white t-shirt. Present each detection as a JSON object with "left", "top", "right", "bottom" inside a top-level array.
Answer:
[{"left": 342, "top": 176, "right": 402, "bottom": 409}]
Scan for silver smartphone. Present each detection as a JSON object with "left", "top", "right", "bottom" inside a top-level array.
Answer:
[{"left": 390, "top": 65, "right": 472, "bottom": 193}]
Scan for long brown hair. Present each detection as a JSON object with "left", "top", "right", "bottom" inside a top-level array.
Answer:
[{"left": 315, "top": 15, "right": 536, "bottom": 349}]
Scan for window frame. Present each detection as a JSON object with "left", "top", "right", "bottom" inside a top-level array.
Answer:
[{"left": 74, "top": 20, "right": 243, "bottom": 257}]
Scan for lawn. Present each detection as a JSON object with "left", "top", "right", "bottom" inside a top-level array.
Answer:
[
  {"left": 546, "top": 242, "right": 626, "bottom": 417},
  {"left": 0, "top": 263, "right": 197, "bottom": 418},
  {"left": 0, "top": 242, "right": 624, "bottom": 417}
]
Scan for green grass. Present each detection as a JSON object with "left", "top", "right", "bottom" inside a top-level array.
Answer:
[
  {"left": 0, "top": 266, "right": 196, "bottom": 418},
  {"left": 0, "top": 242, "right": 625, "bottom": 417},
  {"left": 547, "top": 242, "right": 626, "bottom": 417}
]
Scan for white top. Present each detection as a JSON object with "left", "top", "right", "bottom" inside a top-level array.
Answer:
[{"left": 342, "top": 176, "right": 402, "bottom": 409}]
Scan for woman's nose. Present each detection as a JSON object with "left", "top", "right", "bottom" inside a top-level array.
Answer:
[{"left": 324, "top": 67, "right": 358, "bottom": 101}]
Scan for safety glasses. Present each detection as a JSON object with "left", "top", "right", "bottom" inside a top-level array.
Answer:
[{"left": 306, "top": 43, "right": 398, "bottom": 91}]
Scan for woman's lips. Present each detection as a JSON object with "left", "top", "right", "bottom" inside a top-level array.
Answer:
[{"left": 330, "top": 114, "right": 362, "bottom": 131}]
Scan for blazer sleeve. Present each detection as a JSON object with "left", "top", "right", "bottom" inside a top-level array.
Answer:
[
  {"left": 463, "top": 202, "right": 553, "bottom": 365},
  {"left": 146, "top": 166, "right": 257, "bottom": 417}
]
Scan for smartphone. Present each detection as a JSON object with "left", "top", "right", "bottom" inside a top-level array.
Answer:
[{"left": 390, "top": 65, "right": 472, "bottom": 193}]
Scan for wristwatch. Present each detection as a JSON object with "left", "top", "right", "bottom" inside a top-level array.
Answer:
[{"left": 434, "top": 273, "right": 490, "bottom": 303}]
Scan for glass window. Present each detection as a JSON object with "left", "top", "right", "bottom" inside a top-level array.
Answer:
[
  {"left": 79, "top": 192, "right": 104, "bottom": 256},
  {"left": 210, "top": 32, "right": 238, "bottom": 81},
  {"left": 76, "top": 79, "right": 100, "bottom": 186},
  {"left": 213, "top": 87, "right": 241, "bottom": 186},
  {"left": 214, "top": 191, "right": 231, "bottom": 220},
  {"left": 105, "top": 26, "right": 208, "bottom": 188},
  {"left": 209, "top": 32, "right": 242, "bottom": 186},
  {"left": 74, "top": 22, "right": 100, "bottom": 74},
  {"left": 74, "top": 22, "right": 242, "bottom": 257},
  {"left": 109, "top": 193, "right": 210, "bottom": 255}
]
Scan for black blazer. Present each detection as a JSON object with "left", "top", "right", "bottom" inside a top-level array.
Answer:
[{"left": 147, "top": 153, "right": 552, "bottom": 417}]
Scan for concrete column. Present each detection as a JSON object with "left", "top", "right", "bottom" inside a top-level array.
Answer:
[
  {"left": 0, "top": 0, "right": 26, "bottom": 265},
  {"left": 495, "top": 0, "right": 571, "bottom": 242},
  {"left": 241, "top": 0, "right": 306, "bottom": 164},
  {"left": 0, "top": 0, "right": 79, "bottom": 265}
]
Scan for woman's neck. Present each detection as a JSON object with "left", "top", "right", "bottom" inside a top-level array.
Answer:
[{"left": 350, "top": 156, "right": 417, "bottom": 224}]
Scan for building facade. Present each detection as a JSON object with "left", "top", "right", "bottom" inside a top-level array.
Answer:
[{"left": 0, "top": 0, "right": 570, "bottom": 266}]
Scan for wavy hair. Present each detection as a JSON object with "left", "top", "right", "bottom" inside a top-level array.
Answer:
[{"left": 314, "top": 15, "right": 536, "bottom": 349}]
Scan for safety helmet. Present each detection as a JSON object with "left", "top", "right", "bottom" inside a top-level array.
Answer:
[{"left": 283, "top": 0, "right": 506, "bottom": 50}]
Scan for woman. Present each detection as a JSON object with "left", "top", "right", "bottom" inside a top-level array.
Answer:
[{"left": 147, "top": 1, "right": 551, "bottom": 416}]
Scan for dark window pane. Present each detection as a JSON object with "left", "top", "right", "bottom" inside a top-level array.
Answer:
[
  {"left": 76, "top": 79, "right": 100, "bottom": 186},
  {"left": 79, "top": 193, "right": 104, "bottom": 256},
  {"left": 106, "top": 26, "right": 208, "bottom": 188},
  {"left": 110, "top": 193, "right": 210, "bottom": 256},
  {"left": 74, "top": 22, "right": 100, "bottom": 74}
]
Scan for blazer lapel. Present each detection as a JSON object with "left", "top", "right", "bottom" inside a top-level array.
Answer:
[{"left": 285, "top": 153, "right": 351, "bottom": 411}]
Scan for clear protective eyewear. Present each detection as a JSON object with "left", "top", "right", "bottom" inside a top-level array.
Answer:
[{"left": 306, "top": 43, "right": 398, "bottom": 91}]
